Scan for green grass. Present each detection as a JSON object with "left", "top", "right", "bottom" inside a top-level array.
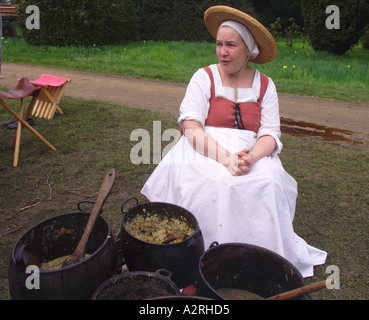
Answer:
[
  {"left": 259, "top": 40, "right": 369, "bottom": 103},
  {"left": 279, "top": 137, "right": 369, "bottom": 300},
  {"left": 0, "top": 96, "right": 368, "bottom": 300},
  {"left": 2, "top": 37, "right": 369, "bottom": 104}
]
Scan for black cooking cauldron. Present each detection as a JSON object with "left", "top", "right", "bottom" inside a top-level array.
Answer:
[
  {"left": 91, "top": 269, "right": 180, "bottom": 300},
  {"left": 196, "top": 242, "right": 306, "bottom": 300},
  {"left": 8, "top": 201, "right": 117, "bottom": 300},
  {"left": 118, "top": 197, "right": 204, "bottom": 288}
]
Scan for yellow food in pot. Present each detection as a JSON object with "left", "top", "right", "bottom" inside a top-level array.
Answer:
[
  {"left": 125, "top": 213, "right": 195, "bottom": 244},
  {"left": 40, "top": 254, "right": 91, "bottom": 270}
]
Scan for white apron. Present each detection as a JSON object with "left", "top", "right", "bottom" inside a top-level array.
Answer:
[{"left": 141, "top": 126, "right": 327, "bottom": 278}]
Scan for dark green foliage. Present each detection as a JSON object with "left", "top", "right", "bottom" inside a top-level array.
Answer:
[
  {"left": 253, "top": 0, "right": 304, "bottom": 30},
  {"left": 16, "top": 0, "right": 311, "bottom": 46},
  {"left": 17, "top": 0, "right": 140, "bottom": 46},
  {"left": 17, "top": 0, "right": 258, "bottom": 46},
  {"left": 361, "top": 27, "right": 369, "bottom": 50},
  {"left": 135, "top": 0, "right": 257, "bottom": 42},
  {"left": 301, "top": 0, "right": 369, "bottom": 55}
]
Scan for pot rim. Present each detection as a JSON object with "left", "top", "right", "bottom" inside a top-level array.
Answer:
[
  {"left": 200, "top": 242, "right": 304, "bottom": 271},
  {"left": 120, "top": 200, "right": 202, "bottom": 247},
  {"left": 91, "top": 269, "right": 181, "bottom": 300},
  {"left": 198, "top": 242, "right": 305, "bottom": 299},
  {"left": 11, "top": 210, "right": 113, "bottom": 272}
]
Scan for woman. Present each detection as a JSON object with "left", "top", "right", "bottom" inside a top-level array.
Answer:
[{"left": 141, "top": 6, "right": 327, "bottom": 277}]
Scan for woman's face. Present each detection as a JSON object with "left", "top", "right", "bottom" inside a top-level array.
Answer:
[{"left": 216, "top": 26, "right": 250, "bottom": 76}]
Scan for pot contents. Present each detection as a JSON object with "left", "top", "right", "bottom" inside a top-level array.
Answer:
[
  {"left": 217, "top": 288, "right": 264, "bottom": 300},
  {"left": 125, "top": 213, "right": 195, "bottom": 244},
  {"left": 40, "top": 254, "right": 91, "bottom": 271},
  {"left": 92, "top": 273, "right": 179, "bottom": 300}
]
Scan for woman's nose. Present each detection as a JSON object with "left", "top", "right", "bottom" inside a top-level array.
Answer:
[{"left": 220, "top": 46, "right": 228, "bottom": 56}]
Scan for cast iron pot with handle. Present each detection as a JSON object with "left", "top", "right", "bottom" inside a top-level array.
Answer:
[
  {"left": 196, "top": 242, "right": 307, "bottom": 300},
  {"left": 8, "top": 200, "right": 117, "bottom": 300},
  {"left": 117, "top": 197, "right": 204, "bottom": 289}
]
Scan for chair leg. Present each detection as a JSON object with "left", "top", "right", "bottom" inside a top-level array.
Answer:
[
  {"left": 56, "top": 104, "right": 63, "bottom": 115},
  {"left": 53, "top": 85, "right": 67, "bottom": 116},
  {"left": 13, "top": 98, "right": 25, "bottom": 167},
  {"left": 10, "top": 95, "right": 37, "bottom": 149},
  {"left": 43, "top": 88, "right": 58, "bottom": 120},
  {"left": 0, "top": 99, "right": 56, "bottom": 157},
  {"left": 24, "top": 96, "right": 37, "bottom": 120}
]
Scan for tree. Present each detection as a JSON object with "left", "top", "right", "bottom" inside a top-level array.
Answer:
[
  {"left": 301, "top": 0, "right": 369, "bottom": 55},
  {"left": 253, "top": 0, "right": 303, "bottom": 30}
]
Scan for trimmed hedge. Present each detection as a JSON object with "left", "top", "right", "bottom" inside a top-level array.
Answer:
[
  {"left": 361, "top": 27, "right": 369, "bottom": 50},
  {"left": 301, "top": 0, "right": 369, "bottom": 55},
  {"left": 136, "top": 0, "right": 257, "bottom": 42},
  {"left": 17, "top": 0, "right": 257, "bottom": 46},
  {"left": 17, "top": 0, "right": 140, "bottom": 46}
]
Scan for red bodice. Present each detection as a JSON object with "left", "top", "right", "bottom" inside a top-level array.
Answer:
[{"left": 204, "top": 66, "right": 269, "bottom": 133}]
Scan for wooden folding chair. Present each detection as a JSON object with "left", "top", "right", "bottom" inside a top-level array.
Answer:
[
  {"left": 0, "top": 78, "right": 56, "bottom": 167},
  {"left": 29, "top": 74, "right": 71, "bottom": 120}
]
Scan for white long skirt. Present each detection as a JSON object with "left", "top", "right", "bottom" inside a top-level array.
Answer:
[{"left": 141, "top": 126, "right": 327, "bottom": 277}]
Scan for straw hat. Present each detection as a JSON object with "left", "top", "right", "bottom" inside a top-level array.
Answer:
[{"left": 204, "top": 5, "right": 277, "bottom": 64}]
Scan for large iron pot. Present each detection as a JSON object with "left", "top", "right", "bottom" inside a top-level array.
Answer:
[
  {"left": 196, "top": 242, "right": 306, "bottom": 300},
  {"left": 91, "top": 269, "right": 180, "bottom": 300},
  {"left": 118, "top": 197, "right": 204, "bottom": 288},
  {"left": 8, "top": 201, "right": 117, "bottom": 300}
]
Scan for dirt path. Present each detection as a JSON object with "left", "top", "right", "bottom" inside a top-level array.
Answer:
[{"left": 2, "top": 63, "right": 369, "bottom": 139}]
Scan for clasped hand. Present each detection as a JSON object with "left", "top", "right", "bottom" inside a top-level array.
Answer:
[{"left": 227, "top": 149, "right": 255, "bottom": 176}]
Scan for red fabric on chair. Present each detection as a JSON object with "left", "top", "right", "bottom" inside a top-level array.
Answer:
[
  {"left": 28, "top": 74, "right": 71, "bottom": 119},
  {"left": 30, "top": 74, "right": 70, "bottom": 87}
]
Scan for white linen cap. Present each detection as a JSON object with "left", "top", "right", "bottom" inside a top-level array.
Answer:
[{"left": 220, "top": 20, "right": 260, "bottom": 60}]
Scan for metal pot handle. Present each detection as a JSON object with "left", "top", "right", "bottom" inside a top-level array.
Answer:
[
  {"left": 14, "top": 244, "right": 40, "bottom": 268},
  {"left": 156, "top": 268, "right": 173, "bottom": 280},
  {"left": 120, "top": 197, "right": 139, "bottom": 214},
  {"left": 209, "top": 241, "right": 219, "bottom": 249},
  {"left": 14, "top": 244, "right": 29, "bottom": 268},
  {"left": 77, "top": 200, "right": 96, "bottom": 213}
]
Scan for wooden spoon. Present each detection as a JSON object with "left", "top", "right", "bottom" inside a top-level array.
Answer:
[
  {"left": 62, "top": 168, "right": 116, "bottom": 267},
  {"left": 265, "top": 278, "right": 334, "bottom": 300}
]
